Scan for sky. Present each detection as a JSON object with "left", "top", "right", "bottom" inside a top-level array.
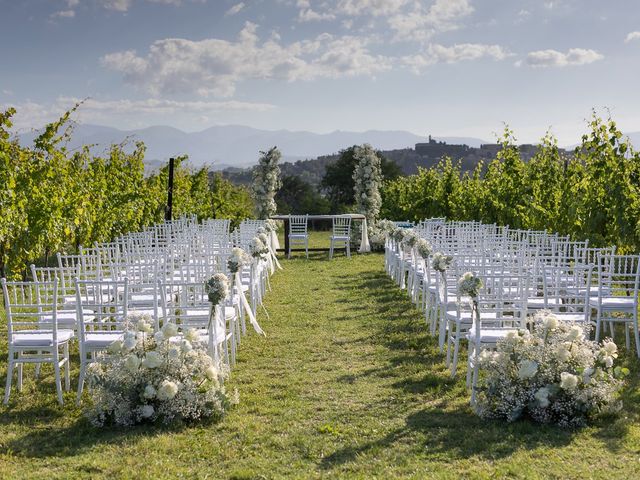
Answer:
[{"left": 1, "top": 0, "right": 639, "bottom": 144}]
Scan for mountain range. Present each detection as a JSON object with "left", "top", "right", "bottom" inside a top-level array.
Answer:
[
  {"left": 17, "top": 124, "right": 640, "bottom": 170},
  {"left": 17, "top": 124, "right": 488, "bottom": 169}
]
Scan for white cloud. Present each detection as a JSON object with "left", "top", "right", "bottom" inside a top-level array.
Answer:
[
  {"left": 526, "top": 48, "right": 603, "bottom": 67},
  {"left": 225, "top": 2, "right": 245, "bottom": 16},
  {"left": 335, "top": 0, "right": 411, "bottom": 17},
  {"left": 625, "top": 31, "right": 640, "bottom": 43},
  {"left": 101, "top": 0, "right": 132, "bottom": 11},
  {"left": 388, "top": 0, "right": 474, "bottom": 42},
  {"left": 51, "top": 9, "right": 76, "bottom": 19},
  {"left": 102, "top": 23, "right": 392, "bottom": 97},
  {"left": 2, "top": 97, "right": 276, "bottom": 131},
  {"left": 403, "top": 43, "right": 510, "bottom": 72},
  {"left": 298, "top": 8, "right": 336, "bottom": 22}
]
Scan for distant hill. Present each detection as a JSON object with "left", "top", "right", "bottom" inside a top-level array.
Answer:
[{"left": 16, "top": 123, "right": 487, "bottom": 169}]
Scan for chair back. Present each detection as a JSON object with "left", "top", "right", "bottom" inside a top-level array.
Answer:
[
  {"left": 332, "top": 216, "right": 352, "bottom": 237},
  {"left": 289, "top": 215, "right": 308, "bottom": 235},
  {"left": 75, "top": 278, "right": 129, "bottom": 343},
  {"left": 2, "top": 278, "right": 60, "bottom": 344}
]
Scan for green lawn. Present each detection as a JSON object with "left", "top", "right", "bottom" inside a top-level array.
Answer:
[{"left": 1, "top": 233, "right": 639, "bottom": 478}]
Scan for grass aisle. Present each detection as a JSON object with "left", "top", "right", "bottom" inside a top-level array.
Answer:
[{"left": 1, "top": 244, "right": 640, "bottom": 478}]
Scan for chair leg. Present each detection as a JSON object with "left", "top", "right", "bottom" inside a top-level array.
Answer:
[
  {"left": 305, "top": 237, "right": 309, "bottom": 259},
  {"left": 595, "top": 308, "right": 602, "bottom": 342},
  {"left": 17, "top": 361, "right": 23, "bottom": 392},
  {"left": 64, "top": 343, "right": 70, "bottom": 392},
  {"left": 76, "top": 360, "right": 87, "bottom": 405},
  {"left": 451, "top": 332, "right": 461, "bottom": 377},
  {"left": 4, "top": 354, "right": 15, "bottom": 405},
  {"left": 53, "top": 353, "right": 64, "bottom": 405}
]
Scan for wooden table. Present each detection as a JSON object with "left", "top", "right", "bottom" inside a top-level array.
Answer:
[{"left": 271, "top": 214, "right": 370, "bottom": 253}]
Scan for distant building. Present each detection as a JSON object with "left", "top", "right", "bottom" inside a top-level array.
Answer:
[{"left": 415, "top": 135, "right": 470, "bottom": 158}]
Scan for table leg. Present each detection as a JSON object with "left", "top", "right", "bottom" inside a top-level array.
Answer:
[{"left": 284, "top": 219, "right": 290, "bottom": 254}]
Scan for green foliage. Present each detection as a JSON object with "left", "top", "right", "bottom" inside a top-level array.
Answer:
[
  {"left": 0, "top": 107, "right": 255, "bottom": 277},
  {"left": 381, "top": 114, "right": 640, "bottom": 252},
  {"left": 321, "top": 145, "right": 401, "bottom": 213},
  {"left": 275, "top": 175, "right": 330, "bottom": 215}
]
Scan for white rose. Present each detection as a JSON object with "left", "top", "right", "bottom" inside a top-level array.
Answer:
[
  {"left": 181, "top": 340, "right": 193, "bottom": 353},
  {"left": 157, "top": 380, "right": 179, "bottom": 400},
  {"left": 534, "top": 387, "right": 550, "bottom": 408},
  {"left": 517, "top": 360, "right": 538, "bottom": 380},
  {"left": 140, "top": 404, "right": 155, "bottom": 418},
  {"left": 604, "top": 355, "right": 614, "bottom": 368},
  {"left": 567, "top": 325, "right": 583, "bottom": 341},
  {"left": 123, "top": 335, "right": 138, "bottom": 351},
  {"left": 542, "top": 314, "right": 559, "bottom": 330},
  {"left": 162, "top": 322, "right": 179, "bottom": 338},
  {"left": 142, "top": 351, "right": 163, "bottom": 369},
  {"left": 204, "top": 365, "right": 218, "bottom": 381},
  {"left": 137, "top": 319, "right": 153, "bottom": 334},
  {"left": 108, "top": 340, "right": 123, "bottom": 355},
  {"left": 154, "top": 331, "right": 165, "bottom": 343},
  {"left": 124, "top": 354, "right": 141, "bottom": 373},
  {"left": 143, "top": 384, "right": 157, "bottom": 399},
  {"left": 184, "top": 328, "right": 200, "bottom": 343},
  {"left": 560, "top": 372, "right": 579, "bottom": 391},
  {"left": 602, "top": 340, "right": 618, "bottom": 357}
]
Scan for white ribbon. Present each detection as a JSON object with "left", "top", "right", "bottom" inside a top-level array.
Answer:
[
  {"left": 267, "top": 244, "right": 283, "bottom": 271},
  {"left": 235, "top": 272, "right": 265, "bottom": 336}
]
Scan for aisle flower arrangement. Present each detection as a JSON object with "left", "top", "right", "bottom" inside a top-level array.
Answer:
[
  {"left": 432, "top": 252, "right": 453, "bottom": 272},
  {"left": 475, "top": 310, "right": 628, "bottom": 427},
  {"left": 228, "top": 247, "right": 251, "bottom": 274},
  {"left": 251, "top": 147, "right": 282, "bottom": 219},
  {"left": 85, "top": 314, "right": 236, "bottom": 427},
  {"left": 415, "top": 238, "right": 432, "bottom": 259},
  {"left": 249, "top": 236, "right": 269, "bottom": 259}
]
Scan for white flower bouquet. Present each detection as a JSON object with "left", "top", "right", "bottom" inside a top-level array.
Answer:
[
  {"left": 432, "top": 252, "right": 453, "bottom": 272},
  {"left": 401, "top": 229, "right": 420, "bottom": 249},
  {"left": 204, "top": 273, "right": 230, "bottom": 305},
  {"left": 457, "top": 271, "right": 483, "bottom": 298},
  {"left": 249, "top": 236, "right": 269, "bottom": 259},
  {"left": 265, "top": 219, "right": 279, "bottom": 232},
  {"left": 415, "top": 238, "right": 432, "bottom": 259},
  {"left": 475, "top": 311, "right": 628, "bottom": 427},
  {"left": 85, "top": 317, "right": 237, "bottom": 427},
  {"left": 227, "top": 247, "right": 250, "bottom": 274}
]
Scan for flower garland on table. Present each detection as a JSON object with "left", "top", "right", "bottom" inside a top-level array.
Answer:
[
  {"left": 475, "top": 310, "right": 628, "bottom": 427},
  {"left": 251, "top": 147, "right": 282, "bottom": 220},
  {"left": 85, "top": 314, "right": 237, "bottom": 427},
  {"left": 227, "top": 247, "right": 265, "bottom": 337}
]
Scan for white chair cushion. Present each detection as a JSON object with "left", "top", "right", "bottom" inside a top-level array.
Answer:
[
  {"left": 12, "top": 329, "right": 74, "bottom": 347},
  {"left": 467, "top": 327, "right": 517, "bottom": 344},
  {"left": 589, "top": 297, "right": 636, "bottom": 309}
]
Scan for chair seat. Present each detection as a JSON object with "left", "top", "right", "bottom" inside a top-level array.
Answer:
[
  {"left": 331, "top": 235, "right": 350, "bottom": 241},
  {"left": 289, "top": 234, "right": 308, "bottom": 239},
  {"left": 589, "top": 297, "right": 637, "bottom": 310},
  {"left": 467, "top": 327, "right": 517, "bottom": 344},
  {"left": 84, "top": 332, "right": 124, "bottom": 348},
  {"left": 12, "top": 329, "right": 75, "bottom": 347},
  {"left": 446, "top": 311, "right": 514, "bottom": 324},
  {"left": 553, "top": 312, "right": 589, "bottom": 323},
  {"left": 527, "top": 297, "right": 563, "bottom": 308}
]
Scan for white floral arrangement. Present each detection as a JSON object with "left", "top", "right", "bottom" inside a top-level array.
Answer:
[
  {"left": 352, "top": 144, "right": 382, "bottom": 224},
  {"left": 415, "top": 238, "right": 432, "bottom": 259},
  {"left": 252, "top": 147, "right": 282, "bottom": 219},
  {"left": 85, "top": 315, "right": 237, "bottom": 427},
  {"left": 228, "top": 247, "right": 250, "bottom": 274},
  {"left": 392, "top": 227, "right": 408, "bottom": 244},
  {"left": 475, "top": 310, "right": 628, "bottom": 427},
  {"left": 377, "top": 219, "right": 396, "bottom": 235},
  {"left": 258, "top": 232, "right": 270, "bottom": 248},
  {"left": 204, "top": 273, "right": 230, "bottom": 305},
  {"left": 265, "top": 219, "right": 279, "bottom": 232},
  {"left": 432, "top": 252, "right": 453, "bottom": 272},
  {"left": 457, "top": 272, "right": 483, "bottom": 298},
  {"left": 249, "top": 236, "right": 269, "bottom": 259},
  {"left": 401, "top": 229, "right": 419, "bottom": 249}
]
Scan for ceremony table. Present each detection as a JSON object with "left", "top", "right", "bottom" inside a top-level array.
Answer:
[{"left": 271, "top": 214, "right": 371, "bottom": 254}]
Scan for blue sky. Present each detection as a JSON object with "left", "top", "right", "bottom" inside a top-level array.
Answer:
[{"left": 1, "top": 0, "right": 639, "bottom": 144}]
